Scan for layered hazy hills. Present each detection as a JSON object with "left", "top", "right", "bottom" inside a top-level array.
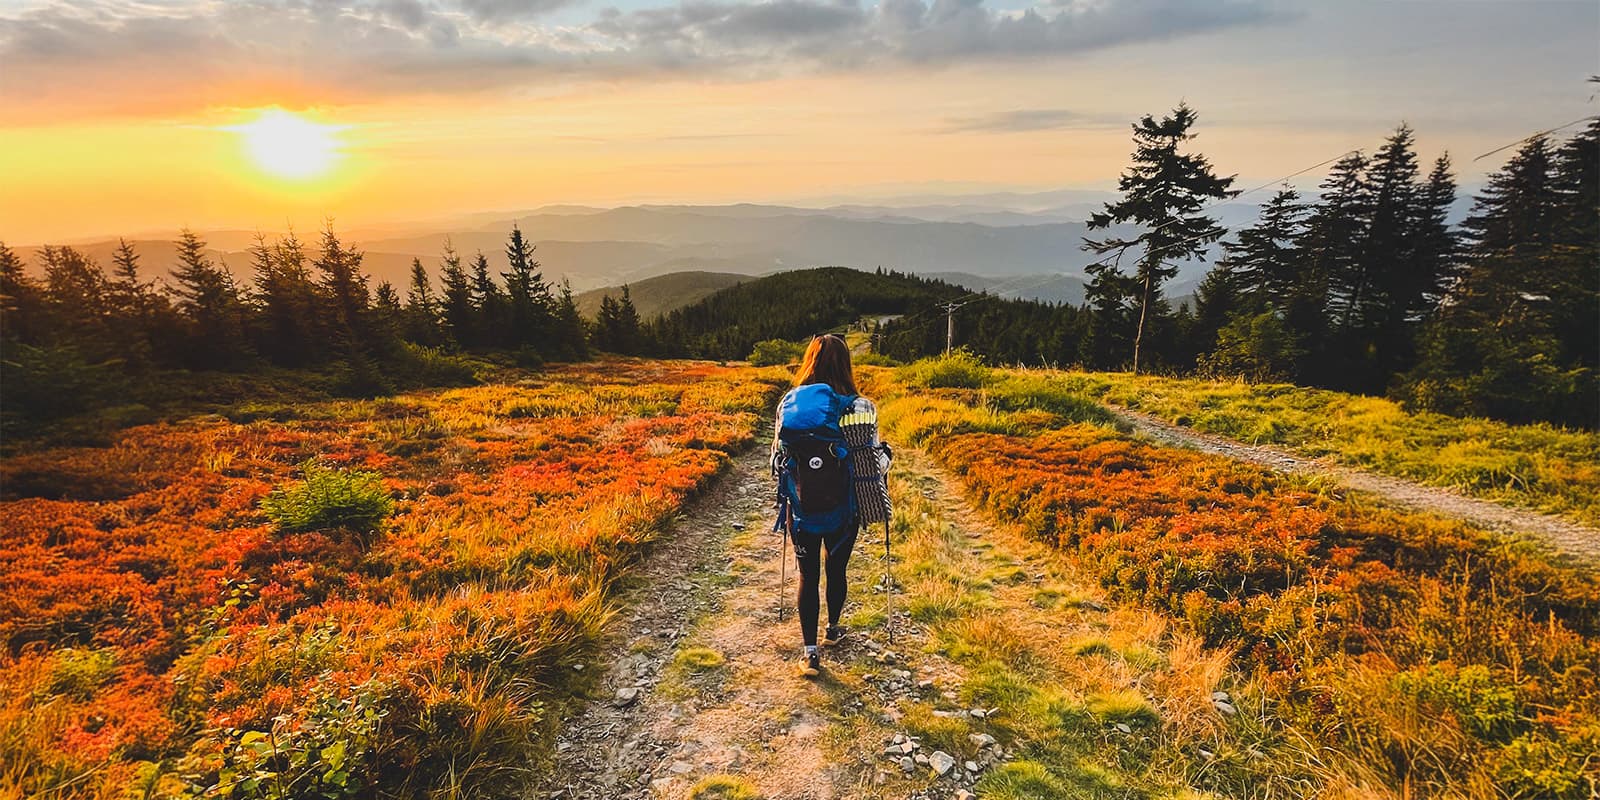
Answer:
[
  {"left": 14, "top": 195, "right": 1244, "bottom": 308},
  {"left": 574, "top": 271, "right": 747, "bottom": 319}
]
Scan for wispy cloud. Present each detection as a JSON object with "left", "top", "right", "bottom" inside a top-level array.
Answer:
[
  {"left": 940, "top": 108, "right": 1127, "bottom": 133},
  {"left": 0, "top": 0, "right": 1284, "bottom": 119}
]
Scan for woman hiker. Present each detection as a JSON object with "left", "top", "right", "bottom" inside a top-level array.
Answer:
[{"left": 771, "top": 334, "right": 890, "bottom": 677}]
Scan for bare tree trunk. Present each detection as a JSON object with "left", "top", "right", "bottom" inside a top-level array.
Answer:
[{"left": 1132, "top": 273, "right": 1152, "bottom": 375}]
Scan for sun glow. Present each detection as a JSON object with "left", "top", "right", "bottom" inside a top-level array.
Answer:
[{"left": 231, "top": 109, "right": 345, "bottom": 180}]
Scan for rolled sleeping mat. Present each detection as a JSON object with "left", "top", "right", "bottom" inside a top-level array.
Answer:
[{"left": 841, "top": 409, "right": 892, "bottom": 526}]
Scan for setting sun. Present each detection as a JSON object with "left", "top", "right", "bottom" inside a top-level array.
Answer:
[{"left": 230, "top": 109, "right": 344, "bottom": 180}]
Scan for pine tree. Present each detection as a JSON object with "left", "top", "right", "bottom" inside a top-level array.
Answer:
[
  {"left": 1552, "top": 117, "right": 1599, "bottom": 250},
  {"left": 1078, "top": 259, "right": 1141, "bottom": 369},
  {"left": 1397, "top": 132, "right": 1597, "bottom": 427},
  {"left": 250, "top": 231, "right": 322, "bottom": 365},
  {"left": 438, "top": 242, "right": 473, "bottom": 349},
  {"left": 0, "top": 241, "right": 43, "bottom": 344},
  {"left": 1083, "top": 103, "right": 1237, "bottom": 373},
  {"left": 314, "top": 224, "right": 371, "bottom": 355},
  {"left": 1406, "top": 155, "right": 1459, "bottom": 317},
  {"left": 620, "top": 286, "right": 645, "bottom": 354},
  {"left": 106, "top": 238, "right": 159, "bottom": 367},
  {"left": 1189, "top": 264, "right": 1242, "bottom": 358},
  {"left": 169, "top": 229, "right": 251, "bottom": 368},
  {"left": 501, "top": 226, "right": 553, "bottom": 349},
  {"left": 41, "top": 245, "right": 111, "bottom": 328},
  {"left": 594, "top": 293, "right": 621, "bottom": 352},
  {"left": 109, "top": 239, "right": 145, "bottom": 297},
  {"left": 1217, "top": 187, "right": 1308, "bottom": 307},
  {"left": 1460, "top": 137, "right": 1557, "bottom": 256},
  {"left": 372, "top": 281, "right": 404, "bottom": 346},
  {"left": 552, "top": 279, "right": 591, "bottom": 360},
  {"left": 1548, "top": 118, "right": 1600, "bottom": 374},
  {"left": 1296, "top": 151, "right": 1371, "bottom": 382},
  {"left": 404, "top": 258, "right": 443, "bottom": 346},
  {"left": 1348, "top": 125, "right": 1422, "bottom": 335},
  {"left": 469, "top": 250, "right": 503, "bottom": 348}
]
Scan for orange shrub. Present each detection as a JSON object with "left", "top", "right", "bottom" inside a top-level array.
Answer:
[
  {"left": 881, "top": 375, "right": 1600, "bottom": 798},
  {"left": 0, "top": 359, "right": 785, "bottom": 798}
]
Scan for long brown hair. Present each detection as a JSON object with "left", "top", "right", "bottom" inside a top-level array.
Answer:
[{"left": 794, "top": 334, "right": 857, "bottom": 396}]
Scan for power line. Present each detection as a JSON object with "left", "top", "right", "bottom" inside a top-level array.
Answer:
[{"left": 1471, "top": 115, "right": 1597, "bottom": 163}]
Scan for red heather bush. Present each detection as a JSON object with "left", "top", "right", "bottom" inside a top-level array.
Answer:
[{"left": 0, "top": 360, "right": 787, "bottom": 799}]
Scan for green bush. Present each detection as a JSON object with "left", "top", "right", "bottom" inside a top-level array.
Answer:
[
  {"left": 899, "top": 350, "right": 992, "bottom": 389},
  {"left": 748, "top": 339, "right": 805, "bottom": 367},
  {"left": 1494, "top": 729, "right": 1600, "bottom": 800},
  {"left": 975, "top": 761, "right": 1072, "bottom": 800},
  {"left": 214, "top": 679, "right": 392, "bottom": 800},
  {"left": 1395, "top": 664, "right": 1521, "bottom": 742},
  {"left": 853, "top": 351, "right": 900, "bottom": 367},
  {"left": 1084, "top": 690, "right": 1159, "bottom": 728},
  {"left": 1199, "top": 311, "right": 1303, "bottom": 382},
  {"left": 0, "top": 342, "right": 124, "bottom": 422},
  {"left": 38, "top": 648, "right": 116, "bottom": 701},
  {"left": 261, "top": 461, "right": 394, "bottom": 539},
  {"left": 394, "top": 343, "right": 480, "bottom": 387}
]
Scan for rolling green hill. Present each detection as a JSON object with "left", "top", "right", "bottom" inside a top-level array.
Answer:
[
  {"left": 574, "top": 271, "right": 749, "bottom": 320},
  {"left": 650, "top": 267, "right": 965, "bottom": 359}
]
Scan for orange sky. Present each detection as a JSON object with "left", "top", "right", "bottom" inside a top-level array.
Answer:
[{"left": 2, "top": 0, "right": 1595, "bottom": 243}]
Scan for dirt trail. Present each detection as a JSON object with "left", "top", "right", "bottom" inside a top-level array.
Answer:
[
  {"left": 1113, "top": 407, "right": 1600, "bottom": 564},
  {"left": 533, "top": 448, "right": 1022, "bottom": 800}
]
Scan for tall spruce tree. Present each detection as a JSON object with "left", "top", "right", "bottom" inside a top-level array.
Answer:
[
  {"left": 1295, "top": 151, "right": 1371, "bottom": 383},
  {"left": 469, "top": 250, "right": 503, "bottom": 348},
  {"left": 1188, "top": 264, "right": 1242, "bottom": 357},
  {"left": 552, "top": 280, "right": 591, "bottom": 360},
  {"left": 169, "top": 229, "right": 251, "bottom": 368},
  {"left": 1398, "top": 131, "right": 1597, "bottom": 427},
  {"left": 595, "top": 285, "right": 645, "bottom": 354},
  {"left": 0, "top": 242, "right": 42, "bottom": 344},
  {"left": 1217, "top": 187, "right": 1308, "bottom": 308},
  {"left": 438, "top": 241, "right": 473, "bottom": 348},
  {"left": 501, "top": 226, "right": 553, "bottom": 349},
  {"left": 1460, "top": 137, "right": 1557, "bottom": 256},
  {"left": 371, "top": 281, "right": 404, "bottom": 346},
  {"left": 1548, "top": 118, "right": 1600, "bottom": 375},
  {"left": 1078, "top": 259, "right": 1141, "bottom": 369},
  {"left": 1407, "top": 155, "right": 1460, "bottom": 317},
  {"left": 314, "top": 224, "right": 371, "bottom": 355},
  {"left": 105, "top": 239, "right": 161, "bottom": 368},
  {"left": 250, "top": 231, "right": 322, "bottom": 365},
  {"left": 1350, "top": 126, "right": 1426, "bottom": 385},
  {"left": 1083, "top": 103, "right": 1237, "bottom": 373},
  {"left": 404, "top": 258, "right": 443, "bottom": 346}
]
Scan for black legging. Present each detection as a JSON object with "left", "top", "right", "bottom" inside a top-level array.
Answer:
[{"left": 792, "top": 525, "right": 857, "bottom": 646}]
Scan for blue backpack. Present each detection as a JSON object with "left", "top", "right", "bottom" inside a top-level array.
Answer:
[{"left": 774, "top": 384, "right": 857, "bottom": 536}]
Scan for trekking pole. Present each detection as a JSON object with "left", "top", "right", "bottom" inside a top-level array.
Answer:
[
  {"left": 884, "top": 519, "right": 894, "bottom": 645},
  {"left": 777, "top": 515, "right": 789, "bottom": 622}
]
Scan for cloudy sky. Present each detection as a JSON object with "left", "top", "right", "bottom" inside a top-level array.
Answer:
[{"left": 1, "top": 0, "right": 1595, "bottom": 241}]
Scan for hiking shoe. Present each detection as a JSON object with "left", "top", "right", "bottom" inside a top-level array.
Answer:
[
  {"left": 799, "top": 649, "right": 821, "bottom": 678},
  {"left": 823, "top": 625, "right": 846, "bottom": 645}
]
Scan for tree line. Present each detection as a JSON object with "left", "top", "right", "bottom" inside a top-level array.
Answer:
[
  {"left": 878, "top": 105, "right": 1598, "bottom": 429},
  {"left": 0, "top": 225, "right": 657, "bottom": 424}
]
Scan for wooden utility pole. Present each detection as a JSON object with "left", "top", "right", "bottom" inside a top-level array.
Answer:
[{"left": 938, "top": 301, "right": 968, "bottom": 355}]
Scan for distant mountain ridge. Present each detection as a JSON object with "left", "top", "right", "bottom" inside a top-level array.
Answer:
[
  {"left": 574, "top": 271, "right": 747, "bottom": 320},
  {"left": 17, "top": 194, "right": 1340, "bottom": 304}
]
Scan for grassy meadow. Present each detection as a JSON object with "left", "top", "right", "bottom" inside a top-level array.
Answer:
[
  {"left": 0, "top": 359, "right": 786, "bottom": 799},
  {"left": 5, "top": 348, "right": 1597, "bottom": 800},
  {"left": 1044, "top": 371, "right": 1600, "bottom": 527},
  {"left": 868, "top": 354, "right": 1600, "bottom": 799}
]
